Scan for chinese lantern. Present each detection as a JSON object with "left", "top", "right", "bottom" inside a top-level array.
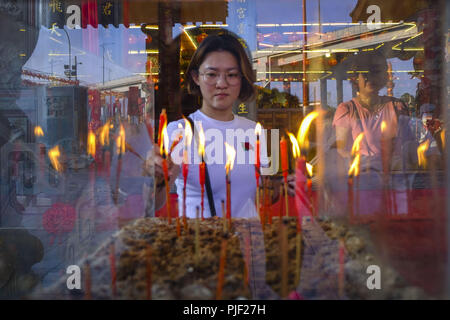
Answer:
[
  {"left": 328, "top": 57, "right": 338, "bottom": 66},
  {"left": 196, "top": 32, "right": 208, "bottom": 44}
]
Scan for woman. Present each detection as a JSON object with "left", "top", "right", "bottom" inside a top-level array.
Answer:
[
  {"left": 333, "top": 51, "right": 416, "bottom": 172},
  {"left": 152, "top": 33, "right": 271, "bottom": 218}
]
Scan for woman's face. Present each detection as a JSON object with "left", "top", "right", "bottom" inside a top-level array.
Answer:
[
  {"left": 192, "top": 50, "right": 242, "bottom": 114},
  {"left": 356, "top": 61, "right": 388, "bottom": 96}
]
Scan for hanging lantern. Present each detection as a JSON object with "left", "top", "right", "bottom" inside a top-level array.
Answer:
[
  {"left": 196, "top": 32, "right": 208, "bottom": 44},
  {"left": 328, "top": 57, "right": 338, "bottom": 66}
]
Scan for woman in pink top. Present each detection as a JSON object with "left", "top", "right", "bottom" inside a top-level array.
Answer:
[{"left": 333, "top": 51, "right": 416, "bottom": 172}]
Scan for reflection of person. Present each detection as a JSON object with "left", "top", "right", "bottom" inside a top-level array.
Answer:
[
  {"left": 333, "top": 51, "right": 416, "bottom": 172},
  {"left": 150, "top": 33, "right": 270, "bottom": 218}
]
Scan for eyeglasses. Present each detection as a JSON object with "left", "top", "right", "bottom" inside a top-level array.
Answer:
[{"left": 198, "top": 71, "right": 242, "bottom": 86}]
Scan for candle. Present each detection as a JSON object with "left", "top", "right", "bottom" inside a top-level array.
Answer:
[
  {"left": 224, "top": 143, "right": 236, "bottom": 228},
  {"left": 110, "top": 243, "right": 116, "bottom": 298},
  {"left": 195, "top": 206, "right": 200, "bottom": 264},
  {"left": 216, "top": 236, "right": 228, "bottom": 300},
  {"left": 160, "top": 122, "right": 171, "bottom": 224},
  {"left": 280, "top": 218, "right": 288, "bottom": 298},
  {"left": 146, "top": 244, "right": 152, "bottom": 300},
  {"left": 292, "top": 111, "right": 319, "bottom": 222},
  {"left": 221, "top": 200, "right": 227, "bottom": 233},
  {"left": 255, "top": 123, "right": 262, "bottom": 222},
  {"left": 280, "top": 137, "right": 289, "bottom": 217},
  {"left": 182, "top": 120, "right": 193, "bottom": 230},
  {"left": 198, "top": 123, "right": 206, "bottom": 221}
]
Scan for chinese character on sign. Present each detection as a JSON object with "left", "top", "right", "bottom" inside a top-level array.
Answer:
[
  {"left": 50, "top": 23, "right": 61, "bottom": 36},
  {"left": 238, "top": 103, "right": 248, "bottom": 114},
  {"left": 238, "top": 22, "right": 245, "bottom": 35},
  {"left": 103, "top": 1, "right": 112, "bottom": 16},
  {"left": 237, "top": 8, "right": 246, "bottom": 19},
  {"left": 49, "top": 0, "right": 63, "bottom": 13}
]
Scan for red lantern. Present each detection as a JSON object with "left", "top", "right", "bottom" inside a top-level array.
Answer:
[
  {"left": 196, "top": 32, "right": 208, "bottom": 44},
  {"left": 328, "top": 57, "right": 338, "bottom": 66}
]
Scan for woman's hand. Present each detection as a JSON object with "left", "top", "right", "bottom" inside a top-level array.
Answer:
[
  {"left": 142, "top": 148, "right": 180, "bottom": 188},
  {"left": 287, "top": 174, "right": 296, "bottom": 197}
]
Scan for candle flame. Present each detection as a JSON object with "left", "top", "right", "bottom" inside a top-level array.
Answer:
[
  {"left": 348, "top": 154, "right": 361, "bottom": 177},
  {"left": 381, "top": 121, "right": 387, "bottom": 133},
  {"left": 198, "top": 122, "right": 205, "bottom": 159},
  {"left": 306, "top": 162, "right": 313, "bottom": 177},
  {"left": 255, "top": 122, "right": 262, "bottom": 136},
  {"left": 34, "top": 126, "right": 44, "bottom": 137},
  {"left": 287, "top": 132, "right": 300, "bottom": 158},
  {"left": 417, "top": 140, "right": 430, "bottom": 168},
  {"left": 116, "top": 124, "right": 126, "bottom": 155},
  {"left": 224, "top": 142, "right": 236, "bottom": 174},
  {"left": 441, "top": 129, "right": 445, "bottom": 150},
  {"left": 297, "top": 111, "right": 319, "bottom": 151},
  {"left": 351, "top": 133, "right": 364, "bottom": 156},
  {"left": 100, "top": 121, "right": 110, "bottom": 146},
  {"left": 48, "top": 145, "right": 62, "bottom": 172},
  {"left": 349, "top": 133, "right": 364, "bottom": 177},
  {"left": 159, "top": 122, "right": 169, "bottom": 157},
  {"left": 87, "top": 130, "right": 96, "bottom": 157},
  {"left": 183, "top": 119, "right": 193, "bottom": 148}
]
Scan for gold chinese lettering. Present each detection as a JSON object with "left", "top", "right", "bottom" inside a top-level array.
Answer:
[
  {"left": 103, "top": 2, "right": 113, "bottom": 16},
  {"left": 49, "top": 0, "right": 63, "bottom": 13}
]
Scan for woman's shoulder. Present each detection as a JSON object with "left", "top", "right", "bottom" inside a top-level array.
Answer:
[
  {"left": 233, "top": 114, "right": 259, "bottom": 129},
  {"left": 380, "top": 96, "right": 410, "bottom": 115}
]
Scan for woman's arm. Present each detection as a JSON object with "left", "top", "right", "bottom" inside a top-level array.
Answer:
[{"left": 335, "top": 126, "right": 351, "bottom": 158}]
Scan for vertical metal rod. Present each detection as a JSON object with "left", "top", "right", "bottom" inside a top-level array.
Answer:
[{"left": 302, "top": 0, "right": 309, "bottom": 116}]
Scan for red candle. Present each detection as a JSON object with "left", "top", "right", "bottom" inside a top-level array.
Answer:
[
  {"left": 224, "top": 143, "right": 236, "bottom": 227},
  {"left": 162, "top": 158, "right": 171, "bottom": 224},
  {"left": 182, "top": 119, "right": 193, "bottom": 229},
  {"left": 255, "top": 123, "right": 262, "bottom": 220},
  {"left": 182, "top": 162, "right": 188, "bottom": 231},
  {"left": 198, "top": 123, "right": 206, "bottom": 220},
  {"left": 296, "top": 157, "right": 312, "bottom": 220}
]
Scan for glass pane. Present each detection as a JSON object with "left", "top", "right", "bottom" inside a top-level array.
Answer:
[{"left": 0, "top": 0, "right": 448, "bottom": 301}]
